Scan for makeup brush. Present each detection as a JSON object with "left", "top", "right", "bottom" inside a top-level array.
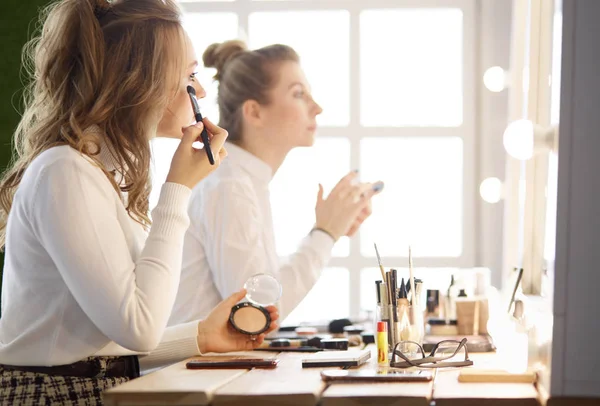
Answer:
[
  {"left": 390, "top": 269, "right": 398, "bottom": 307},
  {"left": 186, "top": 85, "right": 215, "bottom": 165},
  {"left": 374, "top": 243, "right": 386, "bottom": 281},
  {"left": 408, "top": 246, "right": 416, "bottom": 305},
  {"left": 385, "top": 270, "right": 395, "bottom": 307},
  {"left": 408, "top": 246, "right": 418, "bottom": 323},
  {"left": 375, "top": 280, "right": 382, "bottom": 306}
]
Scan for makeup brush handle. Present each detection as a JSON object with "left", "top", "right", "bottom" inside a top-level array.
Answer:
[
  {"left": 200, "top": 128, "right": 214, "bottom": 165},
  {"left": 194, "top": 113, "right": 215, "bottom": 165}
]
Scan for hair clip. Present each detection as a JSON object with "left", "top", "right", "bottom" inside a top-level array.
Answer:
[{"left": 93, "top": 0, "right": 112, "bottom": 20}]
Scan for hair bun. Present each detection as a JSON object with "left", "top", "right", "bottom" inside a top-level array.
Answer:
[
  {"left": 90, "top": 0, "right": 111, "bottom": 19},
  {"left": 93, "top": 0, "right": 110, "bottom": 10},
  {"left": 203, "top": 40, "right": 248, "bottom": 81}
]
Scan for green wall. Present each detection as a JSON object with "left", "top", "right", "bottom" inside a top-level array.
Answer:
[{"left": 0, "top": 0, "right": 50, "bottom": 306}]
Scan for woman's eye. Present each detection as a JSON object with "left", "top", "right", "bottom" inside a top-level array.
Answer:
[
  {"left": 294, "top": 90, "right": 305, "bottom": 98},
  {"left": 189, "top": 71, "right": 198, "bottom": 81}
]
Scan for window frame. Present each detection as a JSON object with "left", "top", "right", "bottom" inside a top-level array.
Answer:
[{"left": 178, "top": 0, "right": 479, "bottom": 319}]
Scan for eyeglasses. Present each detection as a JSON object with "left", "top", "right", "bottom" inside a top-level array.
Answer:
[{"left": 390, "top": 338, "right": 474, "bottom": 368}]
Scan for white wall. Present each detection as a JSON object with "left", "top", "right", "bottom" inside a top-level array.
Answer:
[{"left": 551, "top": 0, "right": 600, "bottom": 397}]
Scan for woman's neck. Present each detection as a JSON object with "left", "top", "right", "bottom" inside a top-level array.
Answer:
[{"left": 235, "top": 138, "right": 290, "bottom": 176}]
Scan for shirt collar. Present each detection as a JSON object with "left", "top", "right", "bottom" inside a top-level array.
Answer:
[{"left": 225, "top": 142, "right": 273, "bottom": 185}]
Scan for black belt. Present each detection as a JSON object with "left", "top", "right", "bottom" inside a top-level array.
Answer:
[{"left": 1, "top": 356, "right": 140, "bottom": 379}]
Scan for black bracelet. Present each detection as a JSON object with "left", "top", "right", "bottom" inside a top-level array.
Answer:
[{"left": 310, "top": 227, "right": 337, "bottom": 243}]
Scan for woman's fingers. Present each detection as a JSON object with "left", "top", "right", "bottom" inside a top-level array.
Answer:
[
  {"left": 264, "top": 305, "right": 279, "bottom": 322},
  {"left": 344, "top": 183, "right": 372, "bottom": 203},
  {"left": 180, "top": 123, "right": 204, "bottom": 147},
  {"left": 202, "top": 117, "right": 228, "bottom": 153},
  {"left": 251, "top": 334, "right": 267, "bottom": 348},
  {"left": 329, "top": 171, "right": 359, "bottom": 198},
  {"left": 264, "top": 321, "right": 279, "bottom": 335}
]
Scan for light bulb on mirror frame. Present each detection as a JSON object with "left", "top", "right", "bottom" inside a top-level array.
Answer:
[
  {"left": 483, "top": 66, "right": 507, "bottom": 92},
  {"left": 503, "top": 120, "right": 534, "bottom": 160},
  {"left": 479, "top": 177, "right": 503, "bottom": 204},
  {"left": 503, "top": 119, "right": 558, "bottom": 160}
]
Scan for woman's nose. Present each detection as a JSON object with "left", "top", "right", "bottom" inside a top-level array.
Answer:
[
  {"left": 194, "top": 81, "right": 207, "bottom": 99},
  {"left": 313, "top": 99, "right": 323, "bottom": 116}
]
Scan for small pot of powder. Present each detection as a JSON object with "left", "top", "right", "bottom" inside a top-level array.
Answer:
[
  {"left": 229, "top": 302, "right": 271, "bottom": 335},
  {"left": 229, "top": 273, "right": 282, "bottom": 336}
]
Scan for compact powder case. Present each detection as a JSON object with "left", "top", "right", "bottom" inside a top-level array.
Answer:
[
  {"left": 229, "top": 274, "right": 282, "bottom": 336},
  {"left": 229, "top": 302, "right": 271, "bottom": 335}
]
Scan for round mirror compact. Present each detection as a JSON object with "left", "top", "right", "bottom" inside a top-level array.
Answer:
[
  {"left": 244, "top": 273, "right": 282, "bottom": 306},
  {"left": 229, "top": 274, "right": 282, "bottom": 335}
]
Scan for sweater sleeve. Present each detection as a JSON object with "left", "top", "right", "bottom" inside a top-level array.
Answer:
[
  {"left": 31, "top": 156, "right": 191, "bottom": 352},
  {"left": 137, "top": 320, "right": 200, "bottom": 371}
]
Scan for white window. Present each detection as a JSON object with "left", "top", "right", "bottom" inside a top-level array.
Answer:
[{"left": 152, "top": 0, "right": 478, "bottom": 324}]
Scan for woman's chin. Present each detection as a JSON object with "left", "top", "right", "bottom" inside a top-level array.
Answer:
[
  {"left": 157, "top": 119, "right": 194, "bottom": 140},
  {"left": 302, "top": 132, "right": 317, "bottom": 147},
  {"left": 156, "top": 127, "right": 185, "bottom": 140},
  {"left": 293, "top": 139, "right": 315, "bottom": 149}
]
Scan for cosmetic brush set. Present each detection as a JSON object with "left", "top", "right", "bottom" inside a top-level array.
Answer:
[{"left": 374, "top": 243, "right": 424, "bottom": 351}]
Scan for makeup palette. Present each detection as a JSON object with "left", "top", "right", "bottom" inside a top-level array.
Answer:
[{"left": 229, "top": 274, "right": 282, "bottom": 335}]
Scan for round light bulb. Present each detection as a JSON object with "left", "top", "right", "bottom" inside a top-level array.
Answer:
[
  {"left": 483, "top": 66, "right": 506, "bottom": 92},
  {"left": 503, "top": 119, "right": 534, "bottom": 160},
  {"left": 479, "top": 177, "right": 503, "bottom": 204}
]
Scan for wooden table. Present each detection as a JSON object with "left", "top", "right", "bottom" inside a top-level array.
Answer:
[{"left": 103, "top": 346, "right": 542, "bottom": 406}]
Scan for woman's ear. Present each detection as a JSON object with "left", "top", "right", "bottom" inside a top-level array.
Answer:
[{"left": 242, "top": 99, "right": 263, "bottom": 128}]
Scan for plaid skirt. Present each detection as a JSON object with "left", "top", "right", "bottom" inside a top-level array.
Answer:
[{"left": 0, "top": 357, "right": 135, "bottom": 406}]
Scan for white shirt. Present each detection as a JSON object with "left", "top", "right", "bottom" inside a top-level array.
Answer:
[
  {"left": 0, "top": 140, "right": 199, "bottom": 370},
  {"left": 169, "top": 143, "right": 334, "bottom": 325}
]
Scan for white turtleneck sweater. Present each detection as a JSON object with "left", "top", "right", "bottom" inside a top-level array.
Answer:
[{"left": 0, "top": 141, "right": 199, "bottom": 371}]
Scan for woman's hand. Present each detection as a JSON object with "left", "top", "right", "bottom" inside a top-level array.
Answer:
[
  {"left": 196, "top": 289, "right": 279, "bottom": 354},
  {"left": 346, "top": 181, "right": 384, "bottom": 237},
  {"left": 166, "top": 118, "right": 229, "bottom": 189},
  {"left": 314, "top": 171, "right": 375, "bottom": 241}
]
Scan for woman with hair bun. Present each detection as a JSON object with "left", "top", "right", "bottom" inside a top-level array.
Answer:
[{"left": 170, "top": 40, "right": 383, "bottom": 326}]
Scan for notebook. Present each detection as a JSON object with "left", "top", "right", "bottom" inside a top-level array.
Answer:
[
  {"left": 301, "top": 349, "right": 371, "bottom": 368},
  {"left": 458, "top": 369, "right": 537, "bottom": 383}
]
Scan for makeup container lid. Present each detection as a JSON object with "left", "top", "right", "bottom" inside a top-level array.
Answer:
[
  {"left": 361, "top": 332, "right": 375, "bottom": 344},
  {"left": 320, "top": 338, "right": 349, "bottom": 351},
  {"left": 296, "top": 327, "right": 319, "bottom": 336},
  {"left": 329, "top": 318, "right": 352, "bottom": 334},
  {"left": 427, "top": 318, "right": 458, "bottom": 326},
  {"left": 343, "top": 325, "right": 364, "bottom": 335},
  {"left": 244, "top": 273, "right": 282, "bottom": 306},
  {"left": 270, "top": 338, "right": 293, "bottom": 348}
]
